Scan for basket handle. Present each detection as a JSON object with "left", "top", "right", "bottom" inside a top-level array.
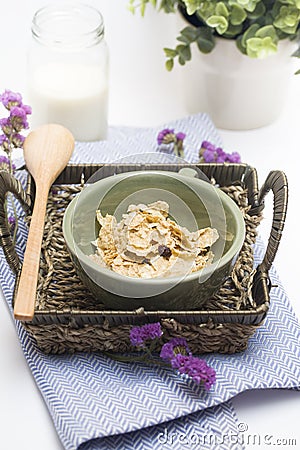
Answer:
[
  {"left": 256, "top": 170, "right": 288, "bottom": 276},
  {"left": 0, "top": 171, "right": 31, "bottom": 274}
]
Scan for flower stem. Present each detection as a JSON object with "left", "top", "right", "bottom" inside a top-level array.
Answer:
[
  {"left": 103, "top": 350, "right": 170, "bottom": 368},
  {"left": 102, "top": 351, "right": 148, "bottom": 363}
]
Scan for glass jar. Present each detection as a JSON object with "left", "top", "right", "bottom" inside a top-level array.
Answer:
[{"left": 27, "top": 2, "right": 109, "bottom": 141}]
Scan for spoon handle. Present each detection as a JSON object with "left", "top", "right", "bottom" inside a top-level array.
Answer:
[{"left": 14, "top": 185, "right": 49, "bottom": 321}]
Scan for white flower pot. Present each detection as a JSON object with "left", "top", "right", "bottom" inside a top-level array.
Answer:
[{"left": 180, "top": 38, "right": 296, "bottom": 130}]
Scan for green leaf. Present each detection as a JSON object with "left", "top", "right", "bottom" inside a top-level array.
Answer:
[
  {"left": 281, "top": 0, "right": 299, "bottom": 5},
  {"left": 224, "top": 23, "right": 243, "bottom": 37},
  {"left": 246, "top": 36, "right": 278, "bottom": 58},
  {"left": 264, "top": 10, "right": 275, "bottom": 26},
  {"left": 256, "top": 25, "right": 279, "bottom": 42},
  {"left": 165, "top": 58, "right": 174, "bottom": 71},
  {"left": 164, "top": 47, "right": 178, "bottom": 58},
  {"left": 196, "top": 28, "right": 215, "bottom": 53},
  {"left": 230, "top": 4, "right": 247, "bottom": 25},
  {"left": 177, "top": 35, "right": 192, "bottom": 44},
  {"left": 140, "top": 3, "right": 146, "bottom": 16},
  {"left": 127, "top": 4, "right": 136, "bottom": 14},
  {"left": 241, "top": 23, "right": 260, "bottom": 47},
  {"left": 159, "top": 0, "right": 177, "bottom": 13},
  {"left": 184, "top": 0, "right": 203, "bottom": 16},
  {"left": 206, "top": 15, "right": 229, "bottom": 34},
  {"left": 180, "top": 26, "right": 199, "bottom": 41},
  {"left": 273, "top": 5, "right": 300, "bottom": 34},
  {"left": 216, "top": 2, "right": 229, "bottom": 17},
  {"left": 233, "top": 0, "right": 260, "bottom": 13},
  {"left": 271, "top": 0, "right": 281, "bottom": 18},
  {"left": 292, "top": 47, "right": 300, "bottom": 57},
  {"left": 178, "top": 55, "right": 186, "bottom": 65},
  {"left": 195, "top": 1, "right": 217, "bottom": 21},
  {"left": 176, "top": 44, "right": 192, "bottom": 61},
  {"left": 236, "top": 35, "right": 247, "bottom": 53},
  {"left": 246, "top": 1, "right": 266, "bottom": 19}
]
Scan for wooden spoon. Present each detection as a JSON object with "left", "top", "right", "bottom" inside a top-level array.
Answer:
[{"left": 14, "top": 124, "right": 75, "bottom": 321}]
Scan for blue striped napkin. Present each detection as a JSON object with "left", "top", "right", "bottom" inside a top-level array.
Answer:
[{"left": 1, "top": 114, "right": 299, "bottom": 450}]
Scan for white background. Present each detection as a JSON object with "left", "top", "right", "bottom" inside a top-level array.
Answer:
[{"left": 0, "top": 1, "right": 299, "bottom": 449}]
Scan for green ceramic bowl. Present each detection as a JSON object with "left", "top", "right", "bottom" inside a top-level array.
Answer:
[{"left": 62, "top": 169, "right": 245, "bottom": 310}]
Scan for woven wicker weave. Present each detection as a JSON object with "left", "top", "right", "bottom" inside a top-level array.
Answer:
[{"left": 0, "top": 163, "right": 288, "bottom": 354}]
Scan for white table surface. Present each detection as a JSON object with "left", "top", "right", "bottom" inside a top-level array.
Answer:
[{"left": 1, "top": 1, "right": 299, "bottom": 449}]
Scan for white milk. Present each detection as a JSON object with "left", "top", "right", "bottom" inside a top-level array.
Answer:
[{"left": 28, "top": 63, "right": 109, "bottom": 141}]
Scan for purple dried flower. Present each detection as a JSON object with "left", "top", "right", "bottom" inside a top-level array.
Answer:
[
  {"left": 157, "top": 128, "right": 186, "bottom": 158},
  {"left": 0, "top": 89, "right": 22, "bottom": 108},
  {"left": 0, "top": 89, "right": 32, "bottom": 137},
  {"left": 12, "top": 133, "right": 25, "bottom": 147},
  {"left": 116, "top": 323, "right": 217, "bottom": 389},
  {"left": 216, "top": 147, "right": 224, "bottom": 156},
  {"left": 0, "top": 134, "right": 8, "bottom": 146},
  {"left": 0, "top": 155, "right": 16, "bottom": 172},
  {"left": 226, "top": 152, "right": 241, "bottom": 163},
  {"left": 171, "top": 354, "right": 216, "bottom": 390},
  {"left": 200, "top": 140, "right": 241, "bottom": 164},
  {"left": 215, "top": 147, "right": 227, "bottom": 163},
  {"left": 176, "top": 132, "right": 186, "bottom": 141},
  {"left": 0, "top": 155, "right": 10, "bottom": 170},
  {"left": 201, "top": 140, "right": 216, "bottom": 151},
  {"left": 202, "top": 148, "right": 215, "bottom": 163},
  {"left": 157, "top": 128, "right": 175, "bottom": 145},
  {"left": 8, "top": 215, "right": 16, "bottom": 227},
  {"left": 21, "top": 104, "right": 32, "bottom": 115},
  {"left": 10, "top": 106, "right": 26, "bottom": 118},
  {"left": 10, "top": 106, "right": 30, "bottom": 129},
  {"left": 1, "top": 90, "right": 31, "bottom": 151},
  {"left": 160, "top": 337, "right": 191, "bottom": 361},
  {"left": 130, "top": 322, "right": 163, "bottom": 347},
  {"left": 0, "top": 118, "right": 12, "bottom": 134},
  {"left": 0, "top": 118, "right": 9, "bottom": 127}
]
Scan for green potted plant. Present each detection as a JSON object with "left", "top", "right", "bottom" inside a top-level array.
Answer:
[{"left": 129, "top": 0, "right": 300, "bottom": 129}]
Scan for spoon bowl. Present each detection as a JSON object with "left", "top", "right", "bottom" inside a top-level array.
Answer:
[{"left": 13, "top": 123, "right": 74, "bottom": 321}]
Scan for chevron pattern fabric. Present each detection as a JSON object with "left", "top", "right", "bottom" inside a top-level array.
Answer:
[
  {"left": 1, "top": 114, "right": 299, "bottom": 450},
  {"left": 78, "top": 402, "right": 243, "bottom": 450},
  {"left": 13, "top": 113, "right": 222, "bottom": 170}
]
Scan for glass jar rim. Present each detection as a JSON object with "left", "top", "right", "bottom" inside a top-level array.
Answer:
[{"left": 31, "top": 1, "right": 104, "bottom": 48}]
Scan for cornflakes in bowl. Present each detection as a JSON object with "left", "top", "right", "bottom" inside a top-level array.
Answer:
[
  {"left": 91, "top": 201, "right": 219, "bottom": 279},
  {"left": 63, "top": 169, "right": 245, "bottom": 310}
]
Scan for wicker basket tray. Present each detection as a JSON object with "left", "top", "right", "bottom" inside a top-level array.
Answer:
[{"left": 0, "top": 163, "right": 288, "bottom": 354}]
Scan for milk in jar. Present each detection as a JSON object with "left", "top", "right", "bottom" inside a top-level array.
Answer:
[{"left": 27, "top": 2, "right": 109, "bottom": 141}]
